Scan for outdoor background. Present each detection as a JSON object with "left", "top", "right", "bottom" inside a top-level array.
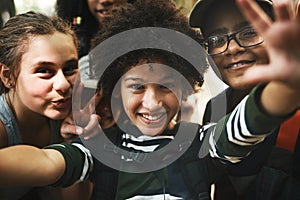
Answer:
[{"left": 11, "top": 0, "right": 198, "bottom": 16}]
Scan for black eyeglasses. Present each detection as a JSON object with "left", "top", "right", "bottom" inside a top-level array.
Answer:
[{"left": 203, "top": 27, "right": 264, "bottom": 56}]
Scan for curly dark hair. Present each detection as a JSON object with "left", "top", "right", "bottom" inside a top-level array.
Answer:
[
  {"left": 87, "top": 0, "right": 208, "bottom": 125},
  {"left": 91, "top": 0, "right": 203, "bottom": 49}
]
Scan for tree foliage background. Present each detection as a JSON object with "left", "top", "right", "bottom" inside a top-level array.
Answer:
[{"left": 174, "top": 0, "right": 198, "bottom": 14}]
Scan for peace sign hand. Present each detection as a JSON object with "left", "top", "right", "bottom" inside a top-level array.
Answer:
[{"left": 61, "top": 78, "right": 102, "bottom": 141}]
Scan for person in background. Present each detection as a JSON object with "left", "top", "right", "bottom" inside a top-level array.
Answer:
[
  {"left": 0, "top": 11, "right": 80, "bottom": 200},
  {"left": 0, "top": 0, "right": 16, "bottom": 28},
  {"left": 56, "top": 0, "right": 130, "bottom": 58},
  {"left": 189, "top": 0, "right": 300, "bottom": 199}
]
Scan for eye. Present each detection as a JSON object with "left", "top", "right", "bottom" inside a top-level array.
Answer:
[
  {"left": 239, "top": 29, "right": 258, "bottom": 40},
  {"left": 63, "top": 64, "right": 78, "bottom": 76},
  {"left": 206, "top": 36, "right": 227, "bottom": 48},
  {"left": 160, "top": 82, "right": 174, "bottom": 90},
  {"left": 129, "top": 84, "right": 144, "bottom": 90},
  {"left": 35, "top": 68, "right": 53, "bottom": 78}
]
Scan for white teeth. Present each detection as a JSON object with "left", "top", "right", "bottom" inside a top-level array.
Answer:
[
  {"left": 142, "top": 113, "right": 163, "bottom": 121},
  {"left": 100, "top": 10, "right": 109, "bottom": 15},
  {"left": 232, "top": 62, "right": 244, "bottom": 68}
]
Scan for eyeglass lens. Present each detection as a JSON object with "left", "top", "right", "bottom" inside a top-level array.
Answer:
[{"left": 204, "top": 27, "right": 264, "bottom": 55}]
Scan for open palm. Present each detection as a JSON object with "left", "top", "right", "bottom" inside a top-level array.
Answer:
[{"left": 237, "top": 0, "right": 300, "bottom": 90}]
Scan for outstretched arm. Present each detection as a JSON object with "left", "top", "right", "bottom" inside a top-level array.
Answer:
[
  {"left": 0, "top": 145, "right": 65, "bottom": 187},
  {"left": 0, "top": 142, "right": 92, "bottom": 188}
]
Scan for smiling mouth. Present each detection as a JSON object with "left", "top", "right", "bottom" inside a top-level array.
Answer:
[
  {"left": 225, "top": 60, "right": 255, "bottom": 69},
  {"left": 96, "top": 9, "right": 112, "bottom": 17},
  {"left": 139, "top": 113, "right": 165, "bottom": 124}
]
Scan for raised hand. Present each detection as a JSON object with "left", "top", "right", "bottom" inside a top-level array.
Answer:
[
  {"left": 61, "top": 78, "right": 102, "bottom": 141},
  {"left": 236, "top": 0, "right": 300, "bottom": 90}
]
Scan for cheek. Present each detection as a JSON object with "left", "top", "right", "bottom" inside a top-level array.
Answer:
[
  {"left": 253, "top": 46, "right": 269, "bottom": 64},
  {"left": 212, "top": 57, "right": 224, "bottom": 72},
  {"left": 17, "top": 76, "right": 52, "bottom": 98},
  {"left": 165, "top": 93, "right": 180, "bottom": 111},
  {"left": 121, "top": 92, "right": 137, "bottom": 116},
  {"left": 124, "top": 95, "right": 140, "bottom": 108},
  {"left": 210, "top": 57, "right": 227, "bottom": 81}
]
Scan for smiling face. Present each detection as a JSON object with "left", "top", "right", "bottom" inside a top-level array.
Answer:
[
  {"left": 202, "top": 0, "right": 269, "bottom": 90},
  {"left": 11, "top": 32, "right": 78, "bottom": 120},
  {"left": 87, "top": 0, "right": 127, "bottom": 23},
  {"left": 118, "top": 61, "right": 183, "bottom": 136}
]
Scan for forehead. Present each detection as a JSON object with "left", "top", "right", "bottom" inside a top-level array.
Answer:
[
  {"left": 122, "top": 63, "right": 181, "bottom": 82},
  {"left": 202, "top": 1, "right": 248, "bottom": 35},
  {"left": 21, "top": 32, "right": 77, "bottom": 65}
]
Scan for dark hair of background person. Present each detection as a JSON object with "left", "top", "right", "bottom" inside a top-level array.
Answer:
[
  {"left": 56, "top": 0, "right": 98, "bottom": 58},
  {"left": 91, "top": 0, "right": 203, "bottom": 49},
  {"left": 0, "top": 0, "right": 16, "bottom": 28},
  {"left": 56, "top": 0, "right": 136, "bottom": 58}
]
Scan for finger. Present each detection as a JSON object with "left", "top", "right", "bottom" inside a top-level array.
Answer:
[
  {"left": 60, "top": 123, "right": 84, "bottom": 135},
  {"left": 236, "top": 0, "right": 272, "bottom": 33},
  {"left": 274, "top": 1, "right": 292, "bottom": 21},
  {"left": 296, "top": 2, "right": 300, "bottom": 20},
  {"left": 242, "top": 65, "right": 279, "bottom": 84},
  {"left": 82, "top": 90, "right": 103, "bottom": 115},
  {"left": 72, "top": 79, "right": 84, "bottom": 112},
  {"left": 82, "top": 114, "right": 102, "bottom": 140}
]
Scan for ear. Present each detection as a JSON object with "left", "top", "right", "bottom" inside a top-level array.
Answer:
[{"left": 0, "top": 63, "right": 14, "bottom": 88}]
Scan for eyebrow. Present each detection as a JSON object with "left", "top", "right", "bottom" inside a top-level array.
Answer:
[
  {"left": 32, "top": 58, "right": 78, "bottom": 68},
  {"left": 123, "top": 75, "right": 175, "bottom": 82},
  {"left": 124, "top": 77, "right": 144, "bottom": 82},
  {"left": 208, "top": 21, "right": 251, "bottom": 36},
  {"left": 234, "top": 21, "right": 251, "bottom": 30}
]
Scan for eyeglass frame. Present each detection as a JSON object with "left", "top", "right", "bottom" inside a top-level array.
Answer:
[{"left": 203, "top": 26, "right": 264, "bottom": 56}]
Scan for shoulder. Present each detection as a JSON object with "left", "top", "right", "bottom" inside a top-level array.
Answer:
[
  {"left": 0, "top": 120, "right": 8, "bottom": 148},
  {"left": 0, "top": 93, "right": 8, "bottom": 147}
]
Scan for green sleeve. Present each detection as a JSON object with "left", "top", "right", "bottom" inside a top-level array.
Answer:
[
  {"left": 44, "top": 143, "right": 93, "bottom": 187},
  {"left": 212, "top": 85, "right": 295, "bottom": 161}
]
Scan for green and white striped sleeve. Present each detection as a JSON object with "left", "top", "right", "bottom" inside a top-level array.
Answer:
[
  {"left": 208, "top": 85, "right": 294, "bottom": 163},
  {"left": 44, "top": 142, "right": 93, "bottom": 187}
]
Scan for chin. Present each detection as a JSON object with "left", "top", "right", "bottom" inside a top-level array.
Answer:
[
  {"left": 140, "top": 127, "right": 164, "bottom": 136},
  {"left": 46, "top": 112, "right": 69, "bottom": 120}
]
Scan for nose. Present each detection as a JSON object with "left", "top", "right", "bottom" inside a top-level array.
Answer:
[
  {"left": 226, "top": 38, "right": 245, "bottom": 55},
  {"left": 142, "top": 88, "right": 162, "bottom": 110},
  {"left": 52, "top": 70, "right": 71, "bottom": 95}
]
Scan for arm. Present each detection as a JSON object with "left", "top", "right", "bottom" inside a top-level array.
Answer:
[
  {"left": 0, "top": 145, "right": 65, "bottom": 187},
  {"left": 0, "top": 142, "right": 93, "bottom": 188},
  {"left": 208, "top": 85, "right": 296, "bottom": 163}
]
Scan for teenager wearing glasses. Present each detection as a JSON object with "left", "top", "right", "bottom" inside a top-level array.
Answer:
[{"left": 190, "top": 0, "right": 300, "bottom": 199}]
